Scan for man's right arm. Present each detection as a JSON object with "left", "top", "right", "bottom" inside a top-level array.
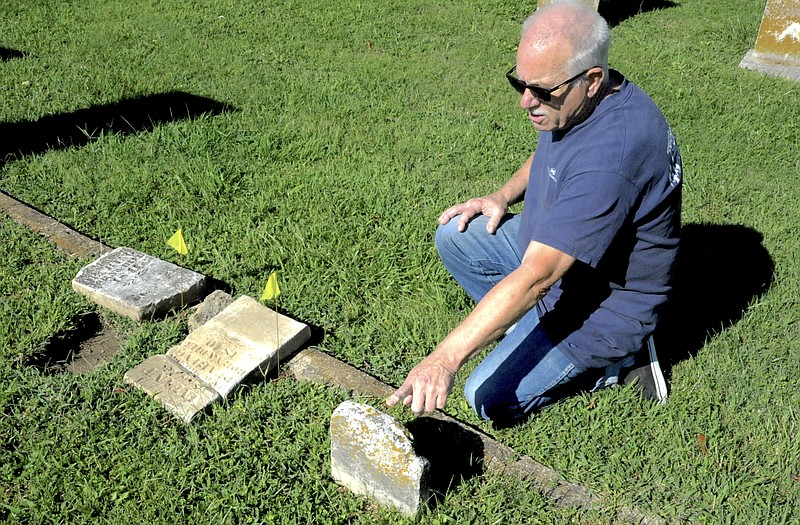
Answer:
[{"left": 438, "top": 153, "right": 534, "bottom": 234}]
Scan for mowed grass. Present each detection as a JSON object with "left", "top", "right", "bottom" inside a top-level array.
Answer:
[{"left": 1, "top": 0, "right": 799, "bottom": 523}]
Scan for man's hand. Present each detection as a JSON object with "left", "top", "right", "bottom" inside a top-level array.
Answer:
[
  {"left": 386, "top": 352, "right": 459, "bottom": 416},
  {"left": 438, "top": 193, "right": 509, "bottom": 234}
]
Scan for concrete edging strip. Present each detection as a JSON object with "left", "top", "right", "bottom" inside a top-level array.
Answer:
[{"left": 0, "top": 190, "right": 111, "bottom": 258}]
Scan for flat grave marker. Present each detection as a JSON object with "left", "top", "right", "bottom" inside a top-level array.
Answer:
[
  {"left": 72, "top": 247, "right": 207, "bottom": 321},
  {"left": 125, "top": 295, "right": 310, "bottom": 422},
  {"left": 124, "top": 355, "right": 221, "bottom": 423}
]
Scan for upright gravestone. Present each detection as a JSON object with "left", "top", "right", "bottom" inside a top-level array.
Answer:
[
  {"left": 330, "top": 401, "right": 431, "bottom": 516},
  {"left": 740, "top": 0, "right": 800, "bottom": 81}
]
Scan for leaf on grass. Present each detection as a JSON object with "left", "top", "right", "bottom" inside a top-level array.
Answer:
[
  {"left": 587, "top": 397, "right": 597, "bottom": 410},
  {"left": 792, "top": 474, "right": 800, "bottom": 482},
  {"left": 697, "top": 433, "right": 708, "bottom": 454}
]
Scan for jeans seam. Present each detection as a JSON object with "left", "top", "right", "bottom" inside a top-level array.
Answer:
[
  {"left": 468, "top": 258, "right": 518, "bottom": 277},
  {"left": 537, "top": 362, "right": 576, "bottom": 396},
  {"left": 510, "top": 362, "right": 576, "bottom": 417}
]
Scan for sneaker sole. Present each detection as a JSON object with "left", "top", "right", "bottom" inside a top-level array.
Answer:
[{"left": 647, "top": 336, "right": 668, "bottom": 404}]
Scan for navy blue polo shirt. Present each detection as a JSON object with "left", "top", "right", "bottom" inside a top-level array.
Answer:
[{"left": 518, "top": 71, "right": 682, "bottom": 369}]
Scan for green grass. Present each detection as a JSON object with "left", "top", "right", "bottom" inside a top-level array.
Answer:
[{"left": 2, "top": 0, "right": 799, "bottom": 522}]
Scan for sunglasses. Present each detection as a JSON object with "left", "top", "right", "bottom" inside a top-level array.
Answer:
[{"left": 505, "top": 66, "right": 591, "bottom": 102}]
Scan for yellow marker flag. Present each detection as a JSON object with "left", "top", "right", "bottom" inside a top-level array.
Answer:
[
  {"left": 261, "top": 271, "right": 280, "bottom": 301},
  {"left": 167, "top": 228, "right": 188, "bottom": 255}
]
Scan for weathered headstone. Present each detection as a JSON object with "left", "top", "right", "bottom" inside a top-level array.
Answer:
[
  {"left": 740, "top": 0, "right": 800, "bottom": 82},
  {"left": 72, "top": 247, "right": 207, "bottom": 321},
  {"left": 124, "top": 355, "right": 221, "bottom": 422},
  {"left": 125, "top": 295, "right": 311, "bottom": 422},
  {"left": 330, "top": 401, "right": 431, "bottom": 516}
]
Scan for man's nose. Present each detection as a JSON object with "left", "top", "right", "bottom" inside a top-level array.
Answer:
[{"left": 520, "top": 88, "right": 541, "bottom": 109}]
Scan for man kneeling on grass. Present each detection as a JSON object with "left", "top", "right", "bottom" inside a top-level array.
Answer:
[{"left": 387, "top": 0, "right": 682, "bottom": 426}]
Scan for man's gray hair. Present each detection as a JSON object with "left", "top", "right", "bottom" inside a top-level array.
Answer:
[{"left": 520, "top": 0, "right": 610, "bottom": 76}]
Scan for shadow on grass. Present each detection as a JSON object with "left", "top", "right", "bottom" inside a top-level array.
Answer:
[
  {"left": 0, "top": 91, "right": 235, "bottom": 166},
  {"left": 26, "top": 312, "right": 120, "bottom": 374},
  {"left": 0, "top": 47, "right": 26, "bottom": 61},
  {"left": 407, "top": 416, "right": 484, "bottom": 505},
  {"left": 656, "top": 222, "right": 774, "bottom": 376},
  {"left": 599, "top": 0, "right": 678, "bottom": 27}
]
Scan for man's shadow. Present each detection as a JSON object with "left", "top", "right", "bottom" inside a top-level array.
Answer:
[
  {"left": 0, "top": 47, "right": 26, "bottom": 61},
  {"left": 1, "top": 92, "right": 234, "bottom": 168},
  {"left": 656, "top": 223, "right": 774, "bottom": 375}
]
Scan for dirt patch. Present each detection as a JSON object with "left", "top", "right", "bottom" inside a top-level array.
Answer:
[
  {"left": 64, "top": 322, "right": 121, "bottom": 374},
  {"left": 27, "top": 312, "right": 122, "bottom": 375}
]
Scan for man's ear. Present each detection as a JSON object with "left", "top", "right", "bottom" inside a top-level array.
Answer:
[{"left": 587, "top": 67, "right": 606, "bottom": 98}]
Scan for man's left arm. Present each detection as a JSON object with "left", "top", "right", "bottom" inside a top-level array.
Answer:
[{"left": 386, "top": 241, "right": 576, "bottom": 415}]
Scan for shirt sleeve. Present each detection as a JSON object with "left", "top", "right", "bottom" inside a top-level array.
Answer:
[{"left": 527, "top": 170, "right": 638, "bottom": 268}]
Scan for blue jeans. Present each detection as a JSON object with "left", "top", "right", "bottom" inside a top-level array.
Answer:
[{"left": 435, "top": 214, "right": 592, "bottom": 422}]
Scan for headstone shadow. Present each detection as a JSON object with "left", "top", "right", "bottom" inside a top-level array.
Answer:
[
  {"left": 599, "top": 0, "right": 678, "bottom": 27},
  {"left": 25, "top": 311, "right": 119, "bottom": 374},
  {"left": 1, "top": 91, "right": 235, "bottom": 167},
  {"left": 406, "top": 416, "right": 484, "bottom": 505},
  {"left": 655, "top": 222, "right": 774, "bottom": 376}
]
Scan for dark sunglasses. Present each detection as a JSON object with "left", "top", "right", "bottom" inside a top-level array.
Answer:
[{"left": 505, "top": 65, "right": 591, "bottom": 102}]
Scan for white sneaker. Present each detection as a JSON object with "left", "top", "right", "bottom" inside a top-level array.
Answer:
[{"left": 621, "top": 336, "right": 668, "bottom": 404}]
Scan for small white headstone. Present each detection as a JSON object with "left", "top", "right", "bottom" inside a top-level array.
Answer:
[{"left": 330, "top": 401, "right": 430, "bottom": 516}]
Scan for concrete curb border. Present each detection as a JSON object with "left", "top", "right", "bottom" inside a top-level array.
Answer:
[{"left": 0, "top": 191, "right": 111, "bottom": 258}]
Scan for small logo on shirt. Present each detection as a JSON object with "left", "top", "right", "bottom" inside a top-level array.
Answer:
[
  {"left": 666, "top": 128, "right": 682, "bottom": 187},
  {"left": 548, "top": 167, "right": 557, "bottom": 182}
]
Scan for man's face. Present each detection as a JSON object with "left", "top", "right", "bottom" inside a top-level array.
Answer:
[{"left": 515, "top": 41, "right": 594, "bottom": 132}]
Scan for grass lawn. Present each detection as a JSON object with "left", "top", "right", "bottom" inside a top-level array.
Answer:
[{"left": 2, "top": 0, "right": 799, "bottom": 523}]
